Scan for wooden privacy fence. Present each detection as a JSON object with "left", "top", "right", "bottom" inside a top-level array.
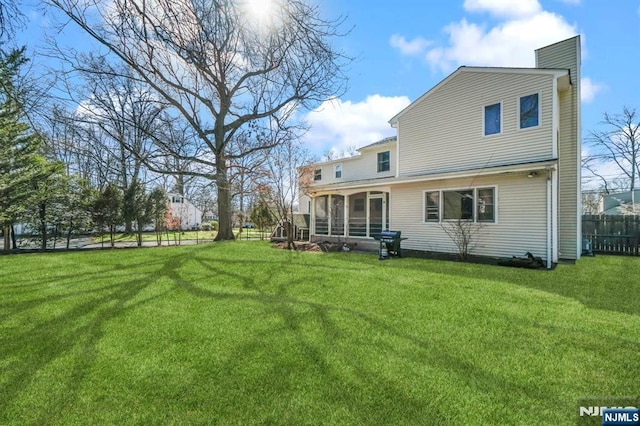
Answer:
[{"left": 582, "top": 215, "right": 640, "bottom": 255}]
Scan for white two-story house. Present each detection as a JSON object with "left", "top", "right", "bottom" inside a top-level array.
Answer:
[
  {"left": 168, "top": 193, "right": 202, "bottom": 230},
  {"left": 300, "top": 36, "right": 582, "bottom": 267}
]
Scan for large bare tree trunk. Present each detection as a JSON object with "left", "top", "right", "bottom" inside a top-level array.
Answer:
[
  {"left": 215, "top": 159, "right": 234, "bottom": 241},
  {"left": 48, "top": 0, "right": 351, "bottom": 241}
]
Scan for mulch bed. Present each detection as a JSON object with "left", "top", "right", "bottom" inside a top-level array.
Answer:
[{"left": 272, "top": 241, "right": 358, "bottom": 253}]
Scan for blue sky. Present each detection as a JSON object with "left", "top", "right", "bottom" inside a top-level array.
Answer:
[
  {"left": 302, "top": 0, "right": 640, "bottom": 180},
  {"left": 15, "top": 0, "right": 640, "bottom": 186}
]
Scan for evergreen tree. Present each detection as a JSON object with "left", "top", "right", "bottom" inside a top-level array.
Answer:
[
  {"left": 0, "top": 47, "right": 49, "bottom": 251},
  {"left": 92, "top": 183, "right": 123, "bottom": 247},
  {"left": 23, "top": 159, "right": 67, "bottom": 249},
  {"left": 147, "top": 187, "right": 168, "bottom": 246},
  {"left": 61, "top": 177, "right": 96, "bottom": 249}
]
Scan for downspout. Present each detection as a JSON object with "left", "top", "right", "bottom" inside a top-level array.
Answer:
[
  {"left": 310, "top": 196, "right": 315, "bottom": 238},
  {"left": 547, "top": 169, "right": 553, "bottom": 269}
]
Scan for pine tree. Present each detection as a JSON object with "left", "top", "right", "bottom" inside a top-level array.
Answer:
[
  {"left": 0, "top": 47, "right": 49, "bottom": 251},
  {"left": 92, "top": 183, "right": 123, "bottom": 247}
]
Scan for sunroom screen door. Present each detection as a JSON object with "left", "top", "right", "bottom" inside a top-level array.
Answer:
[{"left": 369, "top": 196, "right": 383, "bottom": 237}]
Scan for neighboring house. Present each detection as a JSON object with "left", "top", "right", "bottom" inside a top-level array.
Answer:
[
  {"left": 600, "top": 190, "right": 640, "bottom": 215},
  {"left": 168, "top": 194, "right": 202, "bottom": 229},
  {"left": 300, "top": 36, "right": 582, "bottom": 267}
]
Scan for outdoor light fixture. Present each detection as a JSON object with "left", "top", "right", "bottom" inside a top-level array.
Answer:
[{"left": 528, "top": 172, "right": 538, "bottom": 178}]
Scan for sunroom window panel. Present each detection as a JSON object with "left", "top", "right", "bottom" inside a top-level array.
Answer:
[
  {"left": 348, "top": 193, "right": 367, "bottom": 237},
  {"left": 314, "top": 195, "right": 328, "bottom": 235},
  {"left": 331, "top": 195, "right": 345, "bottom": 235}
]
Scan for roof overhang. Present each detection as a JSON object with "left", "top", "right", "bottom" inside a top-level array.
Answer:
[{"left": 307, "top": 159, "right": 558, "bottom": 194}]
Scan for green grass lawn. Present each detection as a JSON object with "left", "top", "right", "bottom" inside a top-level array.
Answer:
[{"left": 1, "top": 243, "right": 638, "bottom": 425}]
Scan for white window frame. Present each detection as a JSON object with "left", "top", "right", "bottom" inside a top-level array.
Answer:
[
  {"left": 483, "top": 101, "right": 503, "bottom": 137},
  {"left": 422, "top": 187, "right": 497, "bottom": 224},
  {"left": 423, "top": 191, "right": 440, "bottom": 222},
  {"left": 314, "top": 168, "right": 322, "bottom": 181},
  {"left": 476, "top": 187, "right": 497, "bottom": 223},
  {"left": 377, "top": 151, "right": 390, "bottom": 173},
  {"left": 517, "top": 92, "right": 541, "bottom": 130},
  {"left": 335, "top": 163, "right": 342, "bottom": 179}
]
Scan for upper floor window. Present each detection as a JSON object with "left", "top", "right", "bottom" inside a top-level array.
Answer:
[
  {"left": 377, "top": 151, "right": 390, "bottom": 172},
  {"left": 171, "top": 196, "right": 183, "bottom": 204},
  {"left": 335, "top": 164, "right": 342, "bottom": 179},
  {"left": 314, "top": 168, "right": 322, "bottom": 181},
  {"left": 484, "top": 102, "right": 501, "bottom": 136},
  {"left": 519, "top": 93, "right": 539, "bottom": 129}
]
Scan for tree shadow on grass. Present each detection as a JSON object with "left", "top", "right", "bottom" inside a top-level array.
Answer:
[
  {"left": 154, "top": 251, "right": 580, "bottom": 424},
  {"left": 0, "top": 250, "right": 195, "bottom": 424},
  {"left": 2, "top": 245, "right": 633, "bottom": 424}
]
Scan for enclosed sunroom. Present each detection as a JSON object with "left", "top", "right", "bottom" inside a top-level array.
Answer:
[{"left": 310, "top": 189, "right": 390, "bottom": 245}]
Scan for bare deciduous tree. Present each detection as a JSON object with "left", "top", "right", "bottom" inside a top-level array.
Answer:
[
  {"left": 263, "top": 129, "right": 314, "bottom": 249},
  {"left": 440, "top": 219, "right": 484, "bottom": 261},
  {"left": 47, "top": 0, "right": 352, "bottom": 240},
  {"left": 585, "top": 107, "right": 640, "bottom": 205},
  {"left": 0, "top": 1, "right": 24, "bottom": 40}
]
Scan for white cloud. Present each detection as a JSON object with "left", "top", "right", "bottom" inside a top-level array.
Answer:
[
  {"left": 389, "top": 34, "right": 432, "bottom": 56},
  {"left": 463, "top": 0, "right": 542, "bottom": 18},
  {"left": 302, "top": 95, "right": 411, "bottom": 155},
  {"left": 425, "top": 11, "right": 577, "bottom": 73},
  {"left": 581, "top": 77, "right": 605, "bottom": 103}
]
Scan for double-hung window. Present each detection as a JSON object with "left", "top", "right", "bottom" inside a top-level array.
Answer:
[
  {"left": 377, "top": 151, "right": 390, "bottom": 172},
  {"left": 476, "top": 188, "right": 495, "bottom": 222},
  {"left": 424, "top": 191, "right": 440, "bottom": 222},
  {"left": 314, "top": 169, "right": 322, "bottom": 181},
  {"left": 335, "top": 164, "right": 342, "bottom": 179},
  {"left": 519, "top": 93, "right": 540, "bottom": 129},
  {"left": 484, "top": 103, "right": 501, "bottom": 136}
]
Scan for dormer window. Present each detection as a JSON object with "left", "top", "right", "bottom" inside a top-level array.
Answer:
[{"left": 377, "top": 151, "right": 390, "bottom": 172}]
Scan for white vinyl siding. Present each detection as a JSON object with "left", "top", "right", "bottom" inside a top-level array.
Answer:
[
  {"left": 307, "top": 142, "right": 396, "bottom": 187},
  {"left": 536, "top": 37, "right": 580, "bottom": 259},
  {"left": 397, "top": 71, "right": 554, "bottom": 177},
  {"left": 393, "top": 174, "right": 547, "bottom": 259}
]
